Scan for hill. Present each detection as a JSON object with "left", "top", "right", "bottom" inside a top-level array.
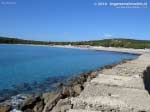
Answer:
[
  {"left": 0, "top": 37, "right": 49, "bottom": 45},
  {"left": 0, "top": 36, "right": 150, "bottom": 49}
]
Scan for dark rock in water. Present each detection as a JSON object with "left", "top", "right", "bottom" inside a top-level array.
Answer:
[
  {"left": 67, "top": 74, "right": 87, "bottom": 86},
  {"left": 0, "top": 89, "right": 19, "bottom": 102},
  {"left": 12, "top": 83, "right": 32, "bottom": 92},
  {"left": 0, "top": 68, "right": 101, "bottom": 112},
  {"left": 44, "top": 76, "right": 67, "bottom": 85},
  {"left": 52, "top": 82, "right": 64, "bottom": 88},
  {"left": 103, "top": 65, "right": 114, "bottom": 69},
  {"left": 11, "top": 94, "right": 32, "bottom": 109},
  {"left": 0, "top": 105, "right": 11, "bottom": 112},
  {"left": 0, "top": 97, "right": 6, "bottom": 102},
  {"left": 19, "top": 96, "right": 41, "bottom": 111}
]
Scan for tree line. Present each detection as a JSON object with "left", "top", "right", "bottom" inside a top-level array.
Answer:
[{"left": 0, "top": 36, "right": 150, "bottom": 49}]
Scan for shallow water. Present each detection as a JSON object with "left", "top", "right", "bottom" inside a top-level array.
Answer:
[{"left": 0, "top": 44, "right": 138, "bottom": 99}]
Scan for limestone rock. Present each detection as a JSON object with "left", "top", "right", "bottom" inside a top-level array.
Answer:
[
  {"left": 20, "top": 96, "right": 41, "bottom": 111},
  {"left": 73, "top": 84, "right": 82, "bottom": 95},
  {"left": 51, "top": 98, "right": 72, "bottom": 112},
  {"left": 42, "top": 93, "right": 61, "bottom": 112},
  {"left": 62, "top": 87, "right": 70, "bottom": 97},
  {"left": 33, "top": 100, "right": 44, "bottom": 112},
  {"left": 42, "top": 92, "right": 58, "bottom": 104},
  {"left": 0, "top": 105, "right": 11, "bottom": 112}
]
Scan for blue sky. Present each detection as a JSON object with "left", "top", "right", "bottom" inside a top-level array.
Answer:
[{"left": 0, "top": 0, "right": 149, "bottom": 41}]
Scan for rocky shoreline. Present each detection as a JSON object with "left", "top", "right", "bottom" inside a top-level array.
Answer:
[
  {"left": 69, "top": 53, "right": 150, "bottom": 112},
  {"left": 0, "top": 56, "right": 138, "bottom": 112},
  {"left": 1, "top": 46, "right": 149, "bottom": 112}
]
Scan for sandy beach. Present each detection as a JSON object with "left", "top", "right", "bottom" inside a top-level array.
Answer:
[
  {"left": 53, "top": 45, "right": 149, "bottom": 55},
  {"left": 3, "top": 44, "right": 149, "bottom": 55}
]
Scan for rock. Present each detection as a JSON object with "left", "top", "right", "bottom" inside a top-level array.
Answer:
[
  {"left": 147, "top": 66, "right": 150, "bottom": 71},
  {"left": 51, "top": 98, "right": 72, "bottom": 112},
  {"left": 62, "top": 87, "right": 72, "bottom": 98},
  {"left": 11, "top": 94, "right": 31, "bottom": 108},
  {"left": 52, "top": 82, "right": 64, "bottom": 88},
  {"left": 42, "top": 93, "right": 62, "bottom": 112},
  {"left": 0, "top": 105, "right": 11, "bottom": 112},
  {"left": 87, "top": 76, "right": 92, "bottom": 82},
  {"left": 42, "top": 92, "right": 58, "bottom": 104},
  {"left": 78, "top": 75, "right": 87, "bottom": 85},
  {"left": 143, "top": 66, "right": 150, "bottom": 94},
  {"left": 33, "top": 101, "right": 44, "bottom": 112},
  {"left": 87, "top": 72, "right": 98, "bottom": 82},
  {"left": 0, "top": 97, "right": 7, "bottom": 102},
  {"left": 19, "top": 96, "right": 41, "bottom": 111},
  {"left": 13, "top": 83, "right": 32, "bottom": 91},
  {"left": 0, "top": 89, "right": 19, "bottom": 102},
  {"left": 73, "top": 84, "right": 83, "bottom": 95},
  {"left": 90, "top": 72, "right": 97, "bottom": 78}
]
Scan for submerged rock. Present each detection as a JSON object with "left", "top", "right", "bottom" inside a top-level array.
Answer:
[
  {"left": 19, "top": 96, "right": 41, "bottom": 111},
  {"left": 12, "top": 83, "right": 32, "bottom": 92},
  {"left": 11, "top": 94, "right": 31, "bottom": 108},
  {"left": 0, "top": 89, "right": 19, "bottom": 102},
  {"left": 0, "top": 68, "right": 100, "bottom": 112}
]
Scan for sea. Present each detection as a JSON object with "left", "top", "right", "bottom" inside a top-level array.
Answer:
[{"left": 0, "top": 44, "right": 138, "bottom": 100}]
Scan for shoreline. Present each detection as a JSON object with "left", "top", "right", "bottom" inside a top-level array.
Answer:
[
  {"left": 0, "top": 54, "right": 140, "bottom": 112},
  {"left": 52, "top": 45, "right": 148, "bottom": 55},
  {"left": 69, "top": 53, "right": 150, "bottom": 112},
  {"left": 0, "top": 43, "right": 147, "bottom": 55},
  {"left": 0, "top": 44, "right": 149, "bottom": 112}
]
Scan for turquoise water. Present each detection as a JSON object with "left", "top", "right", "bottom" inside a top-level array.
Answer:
[{"left": 0, "top": 44, "right": 138, "bottom": 97}]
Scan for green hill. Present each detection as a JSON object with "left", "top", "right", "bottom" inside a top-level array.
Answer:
[
  {"left": 0, "top": 37, "right": 49, "bottom": 45},
  {"left": 77, "top": 39, "right": 150, "bottom": 49},
  {"left": 0, "top": 36, "right": 150, "bottom": 49}
]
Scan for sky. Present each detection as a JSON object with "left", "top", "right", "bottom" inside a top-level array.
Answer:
[{"left": 0, "top": 0, "right": 150, "bottom": 41}]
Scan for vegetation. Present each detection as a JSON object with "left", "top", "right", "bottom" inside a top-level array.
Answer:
[
  {"left": 0, "top": 37, "right": 49, "bottom": 45},
  {"left": 0, "top": 36, "right": 150, "bottom": 49}
]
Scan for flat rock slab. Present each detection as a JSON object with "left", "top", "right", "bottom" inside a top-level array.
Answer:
[
  {"left": 69, "top": 53, "right": 150, "bottom": 112},
  {"left": 91, "top": 74, "right": 145, "bottom": 89},
  {"left": 72, "top": 83, "right": 150, "bottom": 111}
]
